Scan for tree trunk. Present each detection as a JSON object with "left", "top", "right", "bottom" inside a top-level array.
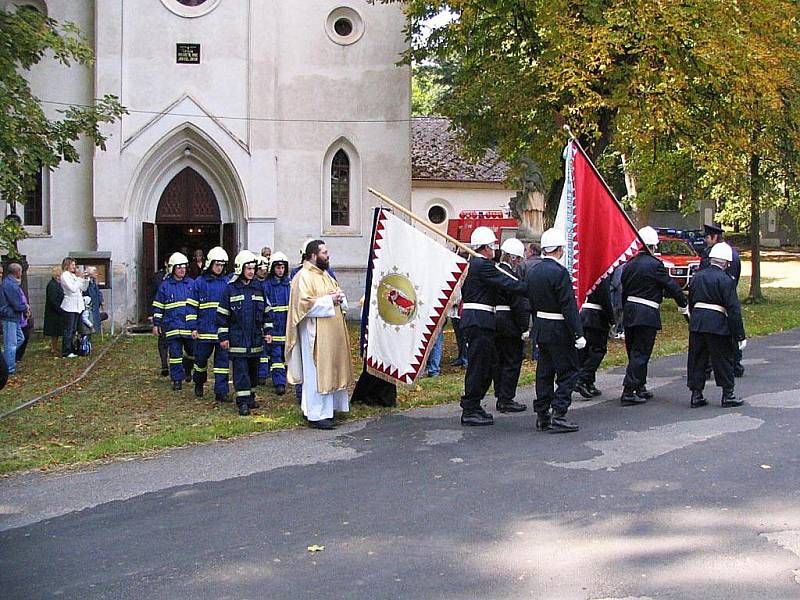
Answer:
[
  {"left": 620, "top": 154, "right": 645, "bottom": 225},
  {"left": 747, "top": 150, "right": 763, "bottom": 302}
]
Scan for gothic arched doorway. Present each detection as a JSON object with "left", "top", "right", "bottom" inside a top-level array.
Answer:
[{"left": 141, "top": 167, "right": 236, "bottom": 320}]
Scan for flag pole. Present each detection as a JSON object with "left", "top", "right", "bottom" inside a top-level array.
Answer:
[
  {"left": 367, "top": 188, "right": 480, "bottom": 257},
  {"left": 560, "top": 125, "right": 650, "bottom": 252}
]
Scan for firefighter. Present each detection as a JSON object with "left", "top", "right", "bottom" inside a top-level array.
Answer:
[
  {"left": 188, "top": 246, "right": 231, "bottom": 402},
  {"left": 492, "top": 238, "right": 530, "bottom": 413},
  {"left": 152, "top": 252, "right": 195, "bottom": 391},
  {"left": 255, "top": 254, "right": 271, "bottom": 385},
  {"left": 574, "top": 277, "right": 615, "bottom": 398},
  {"left": 459, "top": 227, "right": 527, "bottom": 426},
  {"left": 264, "top": 251, "right": 290, "bottom": 395},
  {"left": 620, "top": 226, "right": 688, "bottom": 405},
  {"left": 217, "top": 250, "right": 273, "bottom": 416},
  {"left": 526, "top": 228, "right": 585, "bottom": 433},
  {"left": 699, "top": 222, "right": 745, "bottom": 378},
  {"left": 687, "top": 242, "right": 746, "bottom": 408}
]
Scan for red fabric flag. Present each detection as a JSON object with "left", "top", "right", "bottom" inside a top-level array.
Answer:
[{"left": 556, "top": 140, "right": 643, "bottom": 308}]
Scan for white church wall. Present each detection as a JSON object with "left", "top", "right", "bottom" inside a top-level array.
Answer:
[{"left": 411, "top": 183, "right": 516, "bottom": 232}]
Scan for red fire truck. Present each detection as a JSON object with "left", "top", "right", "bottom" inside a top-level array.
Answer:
[{"left": 446, "top": 210, "right": 519, "bottom": 244}]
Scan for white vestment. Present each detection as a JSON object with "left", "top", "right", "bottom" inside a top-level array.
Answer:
[{"left": 292, "top": 295, "right": 350, "bottom": 421}]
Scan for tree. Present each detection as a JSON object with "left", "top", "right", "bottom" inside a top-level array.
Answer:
[
  {"left": 412, "top": 64, "right": 448, "bottom": 116},
  {"left": 0, "top": 7, "right": 126, "bottom": 254},
  {"left": 377, "top": 0, "right": 800, "bottom": 300}
]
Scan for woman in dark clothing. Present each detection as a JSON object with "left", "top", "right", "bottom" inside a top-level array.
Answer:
[{"left": 44, "top": 266, "right": 65, "bottom": 355}]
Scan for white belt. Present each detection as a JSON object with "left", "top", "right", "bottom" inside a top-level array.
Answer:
[
  {"left": 463, "top": 303, "right": 495, "bottom": 313},
  {"left": 627, "top": 296, "right": 660, "bottom": 309},
  {"left": 536, "top": 311, "right": 565, "bottom": 321},
  {"left": 694, "top": 302, "right": 728, "bottom": 316},
  {"left": 582, "top": 303, "right": 603, "bottom": 311},
  {"left": 495, "top": 305, "right": 511, "bottom": 312}
]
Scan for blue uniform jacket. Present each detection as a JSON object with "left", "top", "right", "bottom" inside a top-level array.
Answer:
[
  {"left": 188, "top": 271, "right": 230, "bottom": 341},
  {"left": 621, "top": 251, "right": 687, "bottom": 330},
  {"left": 688, "top": 265, "right": 745, "bottom": 340},
  {"left": 264, "top": 275, "right": 290, "bottom": 342},
  {"left": 216, "top": 278, "right": 272, "bottom": 357},
  {"left": 152, "top": 275, "right": 194, "bottom": 338}
]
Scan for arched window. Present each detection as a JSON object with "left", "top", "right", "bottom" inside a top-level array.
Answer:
[{"left": 330, "top": 149, "right": 350, "bottom": 227}]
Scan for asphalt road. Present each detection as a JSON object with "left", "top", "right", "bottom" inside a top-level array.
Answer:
[{"left": 2, "top": 328, "right": 800, "bottom": 599}]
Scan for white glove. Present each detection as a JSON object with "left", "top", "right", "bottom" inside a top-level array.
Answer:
[
  {"left": 738, "top": 339, "right": 747, "bottom": 350},
  {"left": 521, "top": 331, "right": 530, "bottom": 341},
  {"left": 678, "top": 305, "right": 690, "bottom": 316},
  {"left": 574, "top": 336, "right": 587, "bottom": 350}
]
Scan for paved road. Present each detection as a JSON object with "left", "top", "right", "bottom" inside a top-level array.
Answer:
[{"left": 2, "top": 329, "right": 800, "bottom": 599}]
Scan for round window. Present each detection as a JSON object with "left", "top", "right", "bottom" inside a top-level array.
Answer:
[
  {"left": 428, "top": 205, "right": 447, "bottom": 225},
  {"left": 334, "top": 18, "right": 354, "bottom": 37},
  {"left": 177, "top": 0, "right": 207, "bottom": 4},
  {"left": 161, "top": 0, "right": 220, "bottom": 17},
  {"left": 325, "top": 7, "right": 365, "bottom": 46}
]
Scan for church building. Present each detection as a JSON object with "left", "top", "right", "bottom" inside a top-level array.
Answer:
[{"left": 11, "top": 0, "right": 410, "bottom": 324}]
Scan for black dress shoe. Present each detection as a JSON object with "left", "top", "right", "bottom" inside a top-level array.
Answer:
[
  {"left": 734, "top": 367, "right": 745, "bottom": 378},
  {"left": 535, "top": 412, "right": 551, "bottom": 431},
  {"left": 309, "top": 418, "right": 335, "bottom": 430},
  {"left": 194, "top": 383, "right": 204, "bottom": 398},
  {"left": 477, "top": 407, "right": 494, "bottom": 419},
  {"left": 574, "top": 381, "right": 594, "bottom": 399},
  {"left": 238, "top": 403, "right": 251, "bottom": 416},
  {"left": 548, "top": 414, "right": 579, "bottom": 433},
  {"left": 461, "top": 412, "right": 494, "bottom": 426},
  {"left": 215, "top": 393, "right": 232, "bottom": 403},
  {"left": 249, "top": 400, "right": 260, "bottom": 409},
  {"left": 172, "top": 381, "right": 182, "bottom": 391},
  {"left": 185, "top": 373, "right": 193, "bottom": 383},
  {"left": 721, "top": 391, "right": 744, "bottom": 408},
  {"left": 635, "top": 386, "right": 654, "bottom": 400},
  {"left": 496, "top": 400, "right": 527, "bottom": 413},
  {"left": 690, "top": 390, "right": 707, "bottom": 408},
  {"left": 587, "top": 383, "right": 602, "bottom": 397},
  {"left": 160, "top": 368, "right": 169, "bottom": 377},
  {"left": 275, "top": 384, "right": 286, "bottom": 395},
  {"left": 621, "top": 389, "right": 646, "bottom": 406}
]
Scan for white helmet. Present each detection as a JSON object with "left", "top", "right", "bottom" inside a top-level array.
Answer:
[
  {"left": 204, "top": 246, "right": 228, "bottom": 269},
  {"left": 500, "top": 238, "right": 525, "bottom": 258},
  {"left": 233, "top": 250, "right": 258, "bottom": 277},
  {"left": 638, "top": 226, "right": 660, "bottom": 246},
  {"left": 269, "top": 251, "right": 289, "bottom": 273},
  {"left": 256, "top": 254, "right": 270, "bottom": 269},
  {"left": 300, "top": 237, "right": 315, "bottom": 259},
  {"left": 168, "top": 252, "right": 189, "bottom": 272},
  {"left": 540, "top": 228, "right": 567, "bottom": 250},
  {"left": 470, "top": 226, "right": 497, "bottom": 248},
  {"left": 709, "top": 241, "right": 733, "bottom": 262}
]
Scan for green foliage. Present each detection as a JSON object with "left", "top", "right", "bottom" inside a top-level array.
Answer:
[
  {"left": 412, "top": 64, "right": 448, "bottom": 116},
  {"left": 0, "top": 7, "right": 125, "bottom": 253}
]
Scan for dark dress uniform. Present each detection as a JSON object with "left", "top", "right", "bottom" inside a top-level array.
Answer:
[
  {"left": 460, "top": 255, "right": 527, "bottom": 422},
  {"left": 699, "top": 243, "right": 744, "bottom": 377},
  {"left": 491, "top": 261, "right": 530, "bottom": 411},
  {"left": 687, "top": 265, "right": 745, "bottom": 406},
  {"left": 526, "top": 257, "right": 583, "bottom": 428},
  {"left": 216, "top": 277, "right": 272, "bottom": 415},
  {"left": 621, "top": 251, "right": 687, "bottom": 402},
  {"left": 576, "top": 278, "right": 614, "bottom": 396}
]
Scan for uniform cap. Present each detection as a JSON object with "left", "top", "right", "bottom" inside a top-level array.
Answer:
[
  {"left": 470, "top": 226, "right": 497, "bottom": 248},
  {"left": 540, "top": 228, "right": 567, "bottom": 250},
  {"left": 709, "top": 241, "right": 733, "bottom": 262},
  {"left": 638, "top": 226, "right": 659, "bottom": 246},
  {"left": 704, "top": 223, "right": 724, "bottom": 236},
  {"left": 500, "top": 238, "right": 525, "bottom": 258}
]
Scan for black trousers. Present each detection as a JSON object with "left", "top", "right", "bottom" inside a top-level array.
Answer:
[
  {"left": 688, "top": 332, "right": 735, "bottom": 393},
  {"left": 623, "top": 325, "right": 658, "bottom": 391},
  {"left": 460, "top": 326, "right": 497, "bottom": 413},
  {"left": 62, "top": 312, "right": 79, "bottom": 356},
  {"left": 157, "top": 330, "right": 169, "bottom": 371},
  {"left": 451, "top": 317, "right": 468, "bottom": 363},
  {"left": 578, "top": 326, "right": 608, "bottom": 385},
  {"left": 493, "top": 335, "right": 524, "bottom": 403},
  {"left": 534, "top": 340, "right": 579, "bottom": 416}
]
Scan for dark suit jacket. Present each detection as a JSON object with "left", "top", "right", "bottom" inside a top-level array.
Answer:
[
  {"left": 689, "top": 265, "right": 745, "bottom": 340},
  {"left": 460, "top": 256, "right": 527, "bottom": 330},
  {"left": 526, "top": 257, "right": 583, "bottom": 345},
  {"left": 622, "top": 252, "right": 687, "bottom": 330}
]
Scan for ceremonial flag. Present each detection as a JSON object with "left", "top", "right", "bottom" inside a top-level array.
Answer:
[
  {"left": 362, "top": 207, "right": 468, "bottom": 385},
  {"left": 555, "top": 139, "right": 644, "bottom": 308}
]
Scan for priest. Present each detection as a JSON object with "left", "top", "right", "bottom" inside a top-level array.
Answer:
[{"left": 286, "top": 240, "right": 353, "bottom": 429}]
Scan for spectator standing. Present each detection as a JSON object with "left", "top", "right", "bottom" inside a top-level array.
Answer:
[
  {"left": 15, "top": 283, "right": 33, "bottom": 363},
  {"left": 188, "top": 249, "right": 205, "bottom": 280},
  {"left": 261, "top": 246, "right": 272, "bottom": 262},
  {"left": 60, "top": 258, "right": 90, "bottom": 358},
  {"left": 0, "top": 263, "right": 28, "bottom": 374},
  {"left": 44, "top": 266, "right": 65, "bottom": 355},
  {"left": 84, "top": 267, "right": 105, "bottom": 334}
]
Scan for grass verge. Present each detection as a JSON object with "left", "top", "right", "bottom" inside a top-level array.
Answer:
[{"left": 1, "top": 279, "right": 797, "bottom": 476}]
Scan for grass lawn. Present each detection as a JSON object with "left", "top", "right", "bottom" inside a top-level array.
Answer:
[{"left": 1, "top": 278, "right": 798, "bottom": 476}]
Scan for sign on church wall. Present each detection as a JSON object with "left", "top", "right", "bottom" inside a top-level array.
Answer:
[{"left": 176, "top": 43, "right": 201, "bottom": 64}]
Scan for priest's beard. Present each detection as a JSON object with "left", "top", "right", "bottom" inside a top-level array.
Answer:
[{"left": 315, "top": 256, "right": 330, "bottom": 271}]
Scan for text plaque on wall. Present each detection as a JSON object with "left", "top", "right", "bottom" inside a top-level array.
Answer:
[{"left": 176, "top": 43, "right": 201, "bottom": 64}]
